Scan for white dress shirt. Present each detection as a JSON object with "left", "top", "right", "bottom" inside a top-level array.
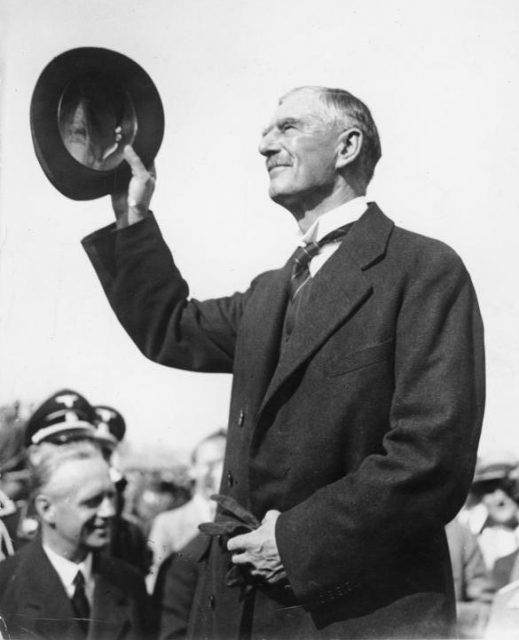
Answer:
[
  {"left": 298, "top": 196, "right": 368, "bottom": 277},
  {"left": 43, "top": 544, "right": 94, "bottom": 606}
]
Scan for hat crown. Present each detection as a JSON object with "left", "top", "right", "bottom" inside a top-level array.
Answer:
[{"left": 25, "top": 389, "right": 96, "bottom": 446}]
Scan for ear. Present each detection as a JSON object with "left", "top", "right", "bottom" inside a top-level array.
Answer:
[
  {"left": 335, "top": 127, "right": 362, "bottom": 170},
  {"left": 34, "top": 493, "right": 56, "bottom": 525}
]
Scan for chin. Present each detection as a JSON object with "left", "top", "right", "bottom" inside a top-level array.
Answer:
[{"left": 269, "top": 187, "right": 296, "bottom": 209}]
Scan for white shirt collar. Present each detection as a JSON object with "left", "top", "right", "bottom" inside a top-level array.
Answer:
[
  {"left": 43, "top": 543, "right": 93, "bottom": 597},
  {"left": 300, "top": 196, "right": 368, "bottom": 245}
]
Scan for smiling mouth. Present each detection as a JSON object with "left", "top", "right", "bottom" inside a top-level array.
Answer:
[{"left": 267, "top": 163, "right": 291, "bottom": 172}]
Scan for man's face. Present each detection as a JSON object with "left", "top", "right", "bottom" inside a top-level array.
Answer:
[
  {"left": 42, "top": 456, "right": 116, "bottom": 558},
  {"left": 259, "top": 90, "right": 342, "bottom": 211},
  {"left": 191, "top": 437, "right": 226, "bottom": 500}
]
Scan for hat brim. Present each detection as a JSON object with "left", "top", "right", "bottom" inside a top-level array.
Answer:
[
  {"left": 30, "top": 47, "right": 164, "bottom": 201},
  {"left": 31, "top": 423, "right": 97, "bottom": 445}
]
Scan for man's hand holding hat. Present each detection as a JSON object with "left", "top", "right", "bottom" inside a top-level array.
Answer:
[{"left": 112, "top": 145, "right": 156, "bottom": 228}]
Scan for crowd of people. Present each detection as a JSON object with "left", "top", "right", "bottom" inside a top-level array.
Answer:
[
  {"left": 1, "top": 391, "right": 519, "bottom": 640},
  {"left": 0, "top": 393, "right": 226, "bottom": 639}
]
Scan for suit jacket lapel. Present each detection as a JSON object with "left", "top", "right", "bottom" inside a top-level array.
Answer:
[
  {"left": 257, "top": 203, "right": 394, "bottom": 419},
  {"left": 242, "top": 259, "right": 292, "bottom": 418},
  {"left": 18, "top": 541, "right": 84, "bottom": 640}
]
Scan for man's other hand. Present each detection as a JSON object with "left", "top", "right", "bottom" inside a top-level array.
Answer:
[
  {"left": 112, "top": 145, "right": 156, "bottom": 228},
  {"left": 227, "top": 510, "right": 286, "bottom": 584}
]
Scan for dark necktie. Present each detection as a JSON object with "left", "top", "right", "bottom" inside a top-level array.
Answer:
[
  {"left": 289, "top": 223, "right": 353, "bottom": 300},
  {"left": 71, "top": 570, "right": 90, "bottom": 635}
]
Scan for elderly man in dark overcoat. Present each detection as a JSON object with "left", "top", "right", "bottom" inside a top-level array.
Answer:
[{"left": 82, "top": 86, "right": 485, "bottom": 639}]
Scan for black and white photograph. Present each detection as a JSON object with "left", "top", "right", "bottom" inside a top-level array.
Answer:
[{"left": 0, "top": 1, "right": 518, "bottom": 638}]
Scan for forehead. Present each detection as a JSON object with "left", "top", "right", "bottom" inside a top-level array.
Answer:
[
  {"left": 266, "top": 90, "right": 329, "bottom": 127},
  {"left": 48, "top": 456, "right": 111, "bottom": 499}
]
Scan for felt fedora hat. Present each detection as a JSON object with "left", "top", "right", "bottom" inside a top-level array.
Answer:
[{"left": 30, "top": 47, "right": 164, "bottom": 200}]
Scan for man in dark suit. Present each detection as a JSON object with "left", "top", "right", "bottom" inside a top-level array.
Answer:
[
  {"left": 0, "top": 438, "right": 151, "bottom": 640},
  {"left": 82, "top": 86, "right": 485, "bottom": 638}
]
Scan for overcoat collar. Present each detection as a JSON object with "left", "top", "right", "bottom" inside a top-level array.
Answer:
[{"left": 255, "top": 202, "right": 394, "bottom": 422}]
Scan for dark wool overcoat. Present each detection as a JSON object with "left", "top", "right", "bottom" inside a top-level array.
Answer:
[
  {"left": 0, "top": 538, "right": 152, "bottom": 640},
  {"left": 83, "top": 203, "right": 485, "bottom": 639}
]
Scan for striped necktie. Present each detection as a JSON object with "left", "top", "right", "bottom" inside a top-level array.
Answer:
[{"left": 289, "top": 223, "right": 353, "bottom": 300}]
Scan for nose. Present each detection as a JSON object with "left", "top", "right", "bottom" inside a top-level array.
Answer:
[
  {"left": 98, "top": 494, "right": 116, "bottom": 519},
  {"left": 258, "top": 128, "right": 280, "bottom": 157}
]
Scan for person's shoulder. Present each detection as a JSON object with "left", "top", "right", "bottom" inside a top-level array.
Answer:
[
  {"left": 0, "top": 540, "right": 37, "bottom": 593},
  {"left": 393, "top": 224, "right": 463, "bottom": 261},
  {"left": 0, "top": 538, "right": 38, "bottom": 570},
  {"left": 388, "top": 222, "right": 470, "bottom": 281}
]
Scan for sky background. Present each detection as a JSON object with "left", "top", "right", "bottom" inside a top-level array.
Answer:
[{"left": 1, "top": 0, "right": 518, "bottom": 465}]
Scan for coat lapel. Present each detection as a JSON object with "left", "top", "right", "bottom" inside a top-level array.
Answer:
[
  {"left": 242, "top": 259, "right": 292, "bottom": 418},
  {"left": 17, "top": 541, "right": 84, "bottom": 640},
  {"left": 257, "top": 203, "right": 394, "bottom": 420}
]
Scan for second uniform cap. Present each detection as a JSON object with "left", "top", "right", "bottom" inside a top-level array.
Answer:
[{"left": 93, "top": 405, "right": 126, "bottom": 447}]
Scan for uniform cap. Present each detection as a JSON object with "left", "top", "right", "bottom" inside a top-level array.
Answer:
[{"left": 25, "top": 389, "right": 97, "bottom": 446}]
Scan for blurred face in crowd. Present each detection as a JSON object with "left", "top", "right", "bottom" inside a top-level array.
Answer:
[
  {"left": 36, "top": 455, "right": 116, "bottom": 562},
  {"left": 136, "top": 484, "right": 178, "bottom": 526},
  {"left": 191, "top": 436, "right": 226, "bottom": 500},
  {"left": 480, "top": 480, "right": 519, "bottom": 526},
  {"left": 0, "top": 471, "right": 29, "bottom": 502},
  {"left": 258, "top": 89, "right": 345, "bottom": 215}
]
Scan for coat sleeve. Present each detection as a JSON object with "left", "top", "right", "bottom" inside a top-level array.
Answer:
[
  {"left": 82, "top": 215, "right": 253, "bottom": 373},
  {"left": 275, "top": 242, "right": 485, "bottom": 606}
]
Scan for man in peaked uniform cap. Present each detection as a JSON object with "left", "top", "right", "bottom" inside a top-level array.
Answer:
[
  {"left": 82, "top": 86, "right": 485, "bottom": 639},
  {"left": 0, "top": 439, "right": 152, "bottom": 640},
  {"left": 25, "top": 389, "right": 97, "bottom": 447},
  {"left": 19, "top": 390, "right": 99, "bottom": 550}
]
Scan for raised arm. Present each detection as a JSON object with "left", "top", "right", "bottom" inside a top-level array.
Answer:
[{"left": 82, "top": 147, "right": 254, "bottom": 374}]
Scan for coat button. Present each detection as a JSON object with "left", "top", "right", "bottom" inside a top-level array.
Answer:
[
  {"left": 209, "top": 594, "right": 216, "bottom": 609},
  {"left": 238, "top": 410, "right": 245, "bottom": 428},
  {"left": 227, "top": 471, "right": 234, "bottom": 488}
]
